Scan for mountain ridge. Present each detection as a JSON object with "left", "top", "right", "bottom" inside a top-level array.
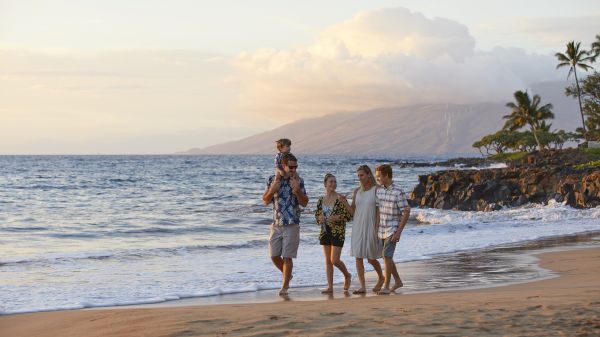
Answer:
[{"left": 183, "top": 81, "right": 581, "bottom": 155}]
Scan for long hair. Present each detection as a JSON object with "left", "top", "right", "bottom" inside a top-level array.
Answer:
[{"left": 356, "top": 165, "right": 376, "bottom": 187}]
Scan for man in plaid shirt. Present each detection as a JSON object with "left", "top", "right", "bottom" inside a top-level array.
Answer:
[{"left": 375, "top": 164, "right": 411, "bottom": 294}]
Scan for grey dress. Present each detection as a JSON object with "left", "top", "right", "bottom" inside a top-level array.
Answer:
[{"left": 350, "top": 186, "right": 382, "bottom": 259}]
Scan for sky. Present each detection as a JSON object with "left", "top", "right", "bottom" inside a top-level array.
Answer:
[{"left": 1, "top": 0, "right": 600, "bottom": 154}]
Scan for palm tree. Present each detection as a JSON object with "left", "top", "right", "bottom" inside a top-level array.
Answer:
[
  {"left": 592, "top": 34, "right": 600, "bottom": 62},
  {"left": 503, "top": 90, "right": 555, "bottom": 151},
  {"left": 555, "top": 41, "right": 595, "bottom": 139}
]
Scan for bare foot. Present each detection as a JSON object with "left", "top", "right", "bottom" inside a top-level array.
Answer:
[
  {"left": 372, "top": 278, "right": 384, "bottom": 293},
  {"left": 344, "top": 274, "right": 352, "bottom": 291},
  {"left": 320, "top": 287, "right": 333, "bottom": 294},
  {"left": 391, "top": 280, "right": 403, "bottom": 292},
  {"left": 279, "top": 287, "right": 288, "bottom": 296},
  {"left": 352, "top": 288, "right": 366, "bottom": 294},
  {"left": 378, "top": 288, "right": 390, "bottom": 295}
]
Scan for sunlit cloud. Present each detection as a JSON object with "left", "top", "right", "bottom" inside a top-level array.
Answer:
[{"left": 232, "top": 7, "right": 565, "bottom": 122}]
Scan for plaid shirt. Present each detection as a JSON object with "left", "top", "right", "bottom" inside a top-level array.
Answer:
[
  {"left": 376, "top": 183, "right": 409, "bottom": 239},
  {"left": 266, "top": 175, "right": 306, "bottom": 226}
]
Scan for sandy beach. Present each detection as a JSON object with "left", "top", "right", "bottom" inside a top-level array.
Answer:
[{"left": 2, "top": 241, "right": 599, "bottom": 337}]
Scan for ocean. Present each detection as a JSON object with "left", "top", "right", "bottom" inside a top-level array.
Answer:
[{"left": 1, "top": 155, "right": 599, "bottom": 314}]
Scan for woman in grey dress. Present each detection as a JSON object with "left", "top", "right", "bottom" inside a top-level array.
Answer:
[{"left": 350, "top": 165, "right": 384, "bottom": 294}]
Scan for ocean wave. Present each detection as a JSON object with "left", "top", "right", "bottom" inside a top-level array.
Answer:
[
  {"left": 0, "top": 239, "right": 269, "bottom": 266},
  {"left": 1, "top": 226, "right": 48, "bottom": 232},
  {"left": 413, "top": 201, "right": 600, "bottom": 226}
]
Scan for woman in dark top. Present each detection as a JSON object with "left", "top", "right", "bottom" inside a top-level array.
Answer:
[{"left": 315, "top": 173, "right": 354, "bottom": 293}]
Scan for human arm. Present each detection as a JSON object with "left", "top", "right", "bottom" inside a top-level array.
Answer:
[
  {"left": 262, "top": 176, "right": 281, "bottom": 205},
  {"left": 350, "top": 188, "right": 358, "bottom": 212},
  {"left": 374, "top": 187, "right": 380, "bottom": 234},
  {"left": 391, "top": 207, "right": 410, "bottom": 242},
  {"left": 339, "top": 193, "right": 354, "bottom": 216},
  {"left": 375, "top": 206, "right": 380, "bottom": 235},
  {"left": 327, "top": 196, "right": 353, "bottom": 223},
  {"left": 290, "top": 175, "right": 308, "bottom": 207},
  {"left": 391, "top": 190, "right": 410, "bottom": 241},
  {"left": 315, "top": 198, "right": 325, "bottom": 225}
]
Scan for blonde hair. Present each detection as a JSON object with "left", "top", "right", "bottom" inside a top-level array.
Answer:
[{"left": 357, "top": 165, "right": 376, "bottom": 186}]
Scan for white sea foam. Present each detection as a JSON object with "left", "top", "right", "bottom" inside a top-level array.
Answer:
[{"left": 1, "top": 155, "right": 598, "bottom": 315}]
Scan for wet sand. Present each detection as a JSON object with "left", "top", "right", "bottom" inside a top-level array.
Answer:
[{"left": 1, "top": 234, "right": 600, "bottom": 336}]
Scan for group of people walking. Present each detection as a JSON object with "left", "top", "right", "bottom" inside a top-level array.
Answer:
[{"left": 262, "top": 139, "right": 410, "bottom": 296}]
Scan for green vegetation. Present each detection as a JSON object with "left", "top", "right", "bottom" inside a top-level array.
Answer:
[
  {"left": 472, "top": 129, "right": 576, "bottom": 156},
  {"left": 555, "top": 41, "right": 595, "bottom": 139},
  {"left": 566, "top": 72, "right": 600, "bottom": 141},
  {"left": 580, "top": 147, "right": 600, "bottom": 156},
  {"left": 489, "top": 152, "right": 527, "bottom": 162},
  {"left": 473, "top": 33, "right": 600, "bottom": 159},
  {"left": 592, "top": 34, "right": 600, "bottom": 61},
  {"left": 503, "top": 90, "right": 555, "bottom": 150},
  {"left": 574, "top": 160, "right": 600, "bottom": 170}
]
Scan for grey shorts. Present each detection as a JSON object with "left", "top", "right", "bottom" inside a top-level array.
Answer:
[
  {"left": 382, "top": 235, "right": 397, "bottom": 258},
  {"left": 269, "top": 223, "right": 300, "bottom": 258}
]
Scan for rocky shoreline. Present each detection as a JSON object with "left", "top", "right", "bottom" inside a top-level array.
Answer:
[
  {"left": 395, "top": 157, "right": 495, "bottom": 168},
  {"left": 408, "top": 149, "right": 600, "bottom": 211}
]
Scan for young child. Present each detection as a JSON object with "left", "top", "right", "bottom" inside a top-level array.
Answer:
[{"left": 274, "top": 138, "right": 291, "bottom": 179}]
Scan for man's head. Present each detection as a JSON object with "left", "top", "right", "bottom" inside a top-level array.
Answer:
[
  {"left": 275, "top": 138, "right": 292, "bottom": 153},
  {"left": 281, "top": 153, "right": 298, "bottom": 176},
  {"left": 375, "top": 164, "right": 393, "bottom": 187}
]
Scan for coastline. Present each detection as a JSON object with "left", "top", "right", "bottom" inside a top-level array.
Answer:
[
  {"left": 116, "top": 231, "right": 600, "bottom": 309},
  {"left": 2, "top": 232, "right": 599, "bottom": 336}
]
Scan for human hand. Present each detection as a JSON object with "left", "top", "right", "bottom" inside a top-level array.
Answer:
[
  {"left": 392, "top": 232, "right": 401, "bottom": 242},
  {"left": 270, "top": 178, "right": 281, "bottom": 193},
  {"left": 289, "top": 176, "right": 300, "bottom": 192},
  {"left": 328, "top": 215, "right": 341, "bottom": 222}
]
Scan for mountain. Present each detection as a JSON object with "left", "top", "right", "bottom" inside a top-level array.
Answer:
[{"left": 183, "top": 82, "right": 581, "bottom": 155}]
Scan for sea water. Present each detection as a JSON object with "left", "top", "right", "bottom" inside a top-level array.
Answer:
[{"left": 0, "top": 155, "right": 598, "bottom": 314}]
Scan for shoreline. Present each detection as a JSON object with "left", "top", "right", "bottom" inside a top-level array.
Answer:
[
  {"left": 2, "top": 231, "right": 599, "bottom": 316},
  {"left": 2, "top": 233, "right": 600, "bottom": 336},
  {"left": 117, "top": 231, "right": 600, "bottom": 310}
]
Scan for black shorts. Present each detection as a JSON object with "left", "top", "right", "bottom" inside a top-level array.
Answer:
[{"left": 319, "top": 224, "right": 345, "bottom": 247}]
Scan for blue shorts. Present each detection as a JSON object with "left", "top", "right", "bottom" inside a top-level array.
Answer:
[{"left": 382, "top": 235, "right": 397, "bottom": 258}]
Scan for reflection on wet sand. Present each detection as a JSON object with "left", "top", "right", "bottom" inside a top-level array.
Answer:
[{"left": 117, "top": 232, "right": 600, "bottom": 309}]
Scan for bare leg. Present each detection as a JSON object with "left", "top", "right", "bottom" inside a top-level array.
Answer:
[
  {"left": 271, "top": 256, "right": 284, "bottom": 273},
  {"left": 390, "top": 262, "right": 403, "bottom": 291},
  {"left": 379, "top": 256, "right": 394, "bottom": 294},
  {"left": 368, "top": 258, "right": 384, "bottom": 292},
  {"left": 279, "top": 257, "right": 293, "bottom": 296},
  {"left": 321, "top": 245, "right": 334, "bottom": 293},
  {"left": 331, "top": 246, "right": 351, "bottom": 291},
  {"left": 353, "top": 258, "right": 366, "bottom": 294}
]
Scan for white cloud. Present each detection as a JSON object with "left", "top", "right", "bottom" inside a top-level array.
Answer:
[{"left": 232, "top": 7, "right": 568, "bottom": 122}]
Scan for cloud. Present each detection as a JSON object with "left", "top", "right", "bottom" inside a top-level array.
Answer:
[
  {"left": 232, "top": 7, "right": 566, "bottom": 122},
  {"left": 0, "top": 49, "right": 262, "bottom": 154}
]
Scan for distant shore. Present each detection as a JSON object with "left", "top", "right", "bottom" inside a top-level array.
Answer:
[{"left": 2, "top": 232, "right": 599, "bottom": 336}]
